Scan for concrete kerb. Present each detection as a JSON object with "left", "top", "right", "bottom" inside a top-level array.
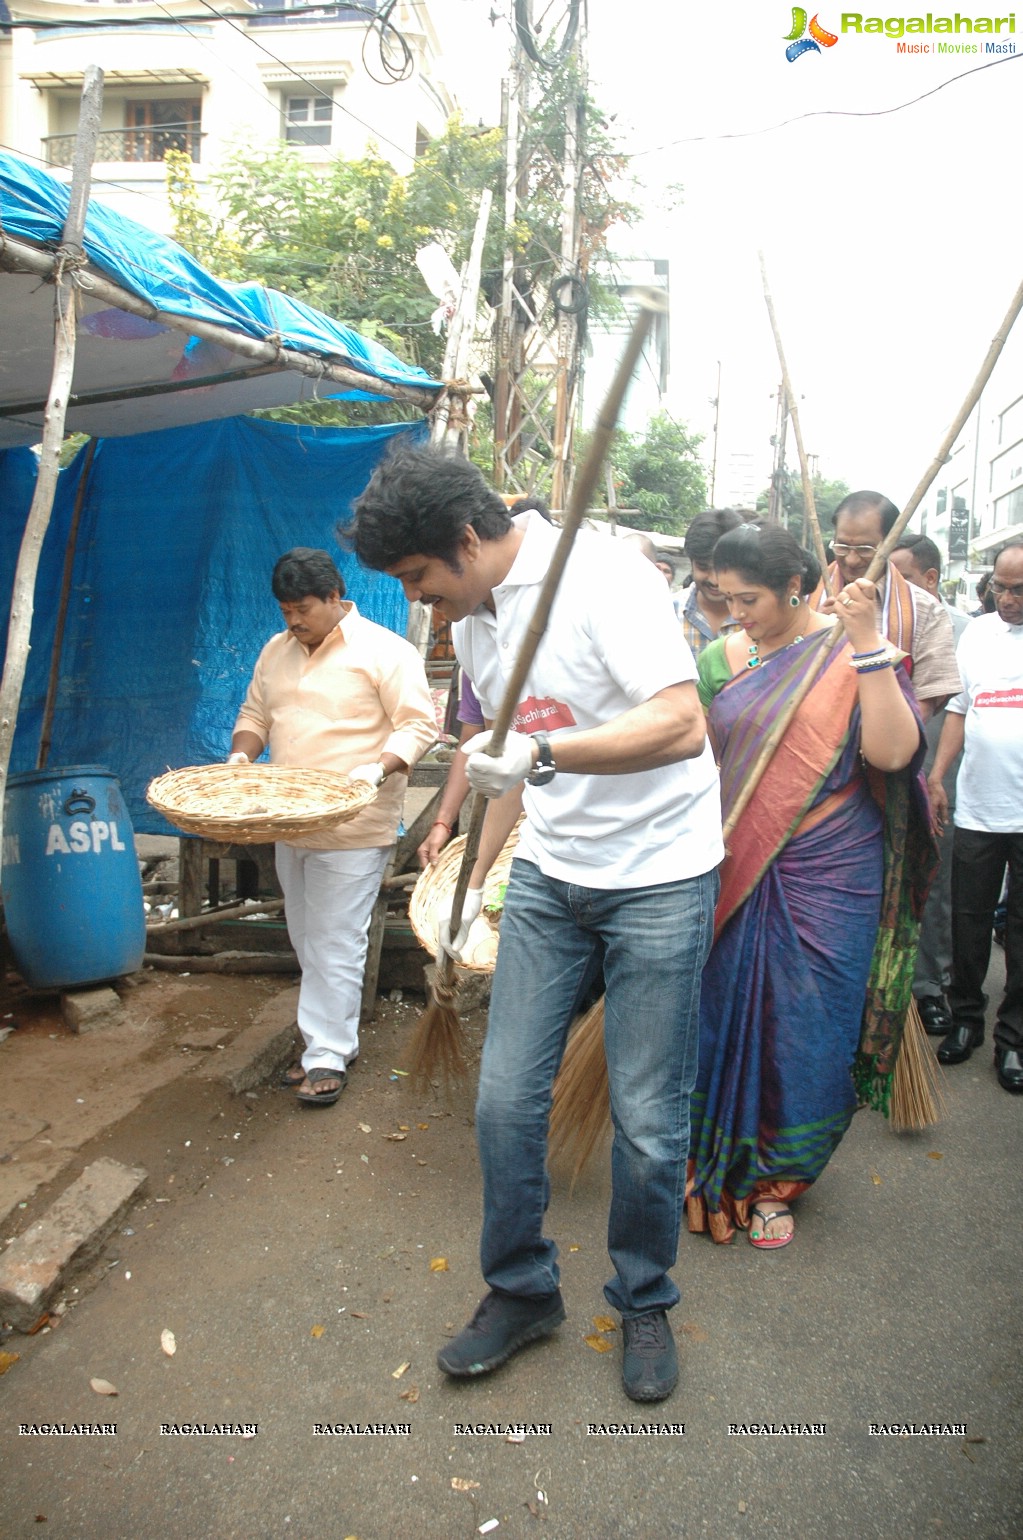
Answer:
[{"left": 197, "top": 983, "right": 300, "bottom": 1095}]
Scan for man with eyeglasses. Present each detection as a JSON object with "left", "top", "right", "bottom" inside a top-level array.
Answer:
[
  {"left": 823, "top": 491, "right": 961, "bottom": 720},
  {"left": 888, "top": 533, "right": 971, "bottom": 1038},
  {"left": 927, "top": 538, "right": 1023, "bottom": 1092}
]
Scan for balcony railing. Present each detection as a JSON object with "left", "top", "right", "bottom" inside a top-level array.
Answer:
[{"left": 42, "top": 125, "right": 203, "bottom": 168}]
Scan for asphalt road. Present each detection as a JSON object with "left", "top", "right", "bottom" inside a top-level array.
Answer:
[{"left": 1, "top": 955, "right": 1020, "bottom": 1540}]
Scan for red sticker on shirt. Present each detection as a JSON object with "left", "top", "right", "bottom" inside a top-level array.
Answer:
[
  {"left": 513, "top": 695, "right": 577, "bottom": 732},
  {"left": 974, "top": 689, "right": 1023, "bottom": 709}
]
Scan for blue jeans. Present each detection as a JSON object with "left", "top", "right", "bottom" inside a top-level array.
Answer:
[{"left": 476, "top": 857, "right": 718, "bottom": 1317}]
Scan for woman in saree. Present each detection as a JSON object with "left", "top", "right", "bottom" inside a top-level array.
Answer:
[{"left": 686, "top": 523, "right": 927, "bottom": 1249}]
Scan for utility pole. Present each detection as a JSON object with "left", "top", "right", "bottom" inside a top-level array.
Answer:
[
  {"left": 492, "top": 0, "right": 587, "bottom": 511},
  {"left": 709, "top": 360, "right": 721, "bottom": 507},
  {"left": 767, "top": 378, "right": 789, "bottom": 525}
]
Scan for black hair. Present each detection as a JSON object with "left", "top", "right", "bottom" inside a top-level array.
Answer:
[
  {"left": 894, "top": 531, "right": 943, "bottom": 577},
  {"left": 683, "top": 507, "right": 746, "bottom": 565},
  {"left": 509, "top": 496, "right": 554, "bottom": 524},
  {"left": 345, "top": 441, "right": 512, "bottom": 571},
  {"left": 271, "top": 548, "right": 345, "bottom": 602},
  {"left": 656, "top": 555, "right": 677, "bottom": 581},
  {"left": 710, "top": 522, "right": 822, "bottom": 598},
  {"left": 832, "top": 490, "right": 900, "bottom": 536}
]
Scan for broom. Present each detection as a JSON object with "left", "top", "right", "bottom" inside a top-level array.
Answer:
[
  {"left": 403, "top": 289, "right": 670, "bottom": 1087},
  {"left": 550, "top": 264, "right": 1023, "bottom": 1163}
]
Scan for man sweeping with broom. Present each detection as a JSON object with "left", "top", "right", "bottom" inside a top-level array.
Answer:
[{"left": 351, "top": 442, "right": 722, "bottom": 1404}]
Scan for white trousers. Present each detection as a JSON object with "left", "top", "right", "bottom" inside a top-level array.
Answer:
[{"left": 275, "top": 842, "right": 391, "bottom": 1072}]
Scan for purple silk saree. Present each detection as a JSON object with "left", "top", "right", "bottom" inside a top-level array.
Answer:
[{"left": 686, "top": 631, "right": 927, "bottom": 1243}]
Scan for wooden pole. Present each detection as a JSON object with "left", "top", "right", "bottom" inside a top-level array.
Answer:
[
  {"left": 724, "top": 267, "right": 1023, "bottom": 841},
  {"left": 433, "top": 290, "right": 669, "bottom": 1006},
  {"left": 37, "top": 436, "right": 97, "bottom": 768},
  {"left": 758, "top": 251, "right": 831, "bottom": 594},
  {"left": 0, "top": 66, "right": 103, "bottom": 854},
  {"left": 430, "top": 189, "right": 493, "bottom": 453}
]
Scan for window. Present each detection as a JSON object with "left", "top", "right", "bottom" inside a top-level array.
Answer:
[
  {"left": 123, "top": 99, "right": 201, "bottom": 162},
  {"left": 993, "top": 486, "right": 1023, "bottom": 530},
  {"left": 285, "top": 94, "right": 333, "bottom": 145},
  {"left": 998, "top": 395, "right": 1023, "bottom": 447}
]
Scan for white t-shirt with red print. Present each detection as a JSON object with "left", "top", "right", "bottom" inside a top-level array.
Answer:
[
  {"left": 454, "top": 511, "right": 723, "bottom": 888},
  {"left": 947, "top": 613, "right": 1023, "bottom": 834}
]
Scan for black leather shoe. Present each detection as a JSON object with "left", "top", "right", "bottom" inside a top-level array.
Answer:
[
  {"left": 437, "top": 1289, "right": 565, "bottom": 1377},
  {"left": 936, "top": 1024, "right": 984, "bottom": 1065},
  {"left": 995, "top": 1048, "right": 1023, "bottom": 1093},
  {"left": 622, "top": 1309, "right": 678, "bottom": 1402},
  {"left": 917, "top": 995, "right": 952, "bottom": 1036}
]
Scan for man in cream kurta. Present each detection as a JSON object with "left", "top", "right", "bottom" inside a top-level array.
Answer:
[{"left": 231, "top": 549, "right": 436, "bottom": 1104}]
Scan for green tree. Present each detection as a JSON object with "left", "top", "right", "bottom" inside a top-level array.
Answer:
[
  {"left": 756, "top": 472, "right": 851, "bottom": 542},
  {"left": 609, "top": 414, "right": 708, "bottom": 537}
]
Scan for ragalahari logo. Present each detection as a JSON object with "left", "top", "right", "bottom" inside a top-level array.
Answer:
[{"left": 784, "top": 8, "right": 839, "bottom": 59}]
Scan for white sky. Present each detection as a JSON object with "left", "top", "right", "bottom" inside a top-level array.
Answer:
[{"left": 438, "top": 0, "right": 1023, "bottom": 507}]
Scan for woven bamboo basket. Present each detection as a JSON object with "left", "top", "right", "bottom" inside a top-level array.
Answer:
[
  {"left": 146, "top": 764, "right": 377, "bottom": 844},
  {"left": 409, "top": 816, "right": 523, "bottom": 972}
]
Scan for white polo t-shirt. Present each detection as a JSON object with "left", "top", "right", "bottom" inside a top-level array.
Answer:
[
  {"left": 947, "top": 612, "right": 1023, "bottom": 834},
  {"left": 453, "top": 512, "right": 723, "bottom": 888}
]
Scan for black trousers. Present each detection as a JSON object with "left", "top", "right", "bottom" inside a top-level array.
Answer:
[{"left": 947, "top": 827, "right": 1023, "bottom": 1051}]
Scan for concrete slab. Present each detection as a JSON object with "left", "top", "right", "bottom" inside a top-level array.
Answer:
[{"left": 0, "top": 1156, "right": 147, "bottom": 1332}]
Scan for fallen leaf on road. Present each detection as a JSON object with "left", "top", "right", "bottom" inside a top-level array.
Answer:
[
  {"left": 568, "top": 1245, "right": 580, "bottom": 1253},
  {"left": 592, "top": 1315, "right": 616, "bottom": 1333},
  {"left": 583, "top": 1334, "right": 613, "bottom": 1353},
  {"left": 0, "top": 1350, "right": 20, "bottom": 1375},
  {"left": 384, "top": 1132, "right": 407, "bottom": 1142},
  {"left": 391, "top": 1360, "right": 411, "bottom": 1379},
  {"left": 451, "top": 1477, "right": 480, "bottom": 1491},
  {"left": 358, "top": 1122, "right": 372, "bottom": 1134},
  {"left": 927, "top": 1151, "right": 944, "bottom": 1160},
  {"left": 429, "top": 1257, "right": 449, "bottom": 1272},
  {"left": 399, "top": 1385, "right": 420, "bottom": 1403},
  {"left": 417, "top": 1123, "right": 429, "bottom": 1130},
  {"left": 310, "top": 1325, "right": 326, "bottom": 1339},
  {"left": 351, "top": 1311, "right": 370, "bottom": 1319},
  {"left": 398, "top": 1124, "right": 411, "bottom": 1132},
  {"left": 90, "top": 1378, "right": 118, "bottom": 1396},
  {"left": 869, "top": 1169, "right": 883, "bottom": 1186},
  {"left": 682, "top": 1321, "right": 708, "bottom": 1342},
  {"left": 160, "top": 1330, "right": 176, "bottom": 1357},
  {"left": 738, "top": 1500, "right": 748, "bottom": 1513}
]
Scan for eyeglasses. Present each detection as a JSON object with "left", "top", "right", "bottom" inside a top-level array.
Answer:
[
  {"left": 991, "top": 580, "right": 1023, "bottom": 599},
  {"left": 832, "top": 543, "right": 879, "bottom": 558}
]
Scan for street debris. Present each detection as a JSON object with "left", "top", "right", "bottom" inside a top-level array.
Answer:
[
  {"left": 160, "top": 1330, "right": 176, "bottom": 1357},
  {"left": 90, "top": 1377, "right": 118, "bottom": 1396}
]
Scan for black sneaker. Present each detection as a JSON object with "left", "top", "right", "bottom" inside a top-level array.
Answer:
[
  {"left": 916, "top": 995, "right": 952, "bottom": 1036},
  {"left": 437, "top": 1289, "right": 566, "bottom": 1377},
  {"left": 621, "top": 1309, "right": 678, "bottom": 1403}
]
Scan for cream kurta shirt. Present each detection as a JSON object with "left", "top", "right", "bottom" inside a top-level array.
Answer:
[{"left": 234, "top": 601, "right": 437, "bottom": 849}]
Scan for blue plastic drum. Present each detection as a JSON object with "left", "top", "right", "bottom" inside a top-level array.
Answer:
[{"left": 2, "top": 765, "right": 146, "bottom": 989}]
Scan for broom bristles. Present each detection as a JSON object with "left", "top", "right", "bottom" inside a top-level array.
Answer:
[
  {"left": 403, "top": 959, "right": 469, "bottom": 1088},
  {"left": 548, "top": 998, "right": 612, "bottom": 1187},
  {"left": 890, "top": 997, "right": 948, "bottom": 1132}
]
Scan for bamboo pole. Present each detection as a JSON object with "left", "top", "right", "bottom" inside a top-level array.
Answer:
[
  {"left": 758, "top": 251, "right": 831, "bottom": 593},
  {"left": 0, "top": 67, "right": 103, "bottom": 856},
  {"left": 37, "top": 436, "right": 97, "bottom": 768},
  {"left": 430, "top": 189, "right": 493, "bottom": 452},
  {"left": 725, "top": 267, "right": 1023, "bottom": 843}
]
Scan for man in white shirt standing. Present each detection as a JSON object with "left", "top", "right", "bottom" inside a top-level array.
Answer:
[
  {"left": 351, "top": 445, "right": 722, "bottom": 1403},
  {"left": 928, "top": 538, "right": 1023, "bottom": 1092},
  {"left": 230, "top": 549, "right": 436, "bottom": 1106}
]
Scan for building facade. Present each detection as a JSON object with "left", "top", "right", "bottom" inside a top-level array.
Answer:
[{"left": 0, "top": 0, "right": 461, "bottom": 231}]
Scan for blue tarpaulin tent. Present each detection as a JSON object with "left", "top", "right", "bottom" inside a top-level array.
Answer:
[
  {"left": 0, "top": 418, "right": 429, "bottom": 834},
  {"left": 0, "top": 154, "right": 444, "bottom": 834}
]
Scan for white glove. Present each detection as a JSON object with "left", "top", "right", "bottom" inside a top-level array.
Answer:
[
  {"left": 435, "top": 887, "right": 484, "bottom": 961},
  {"left": 226, "top": 752, "right": 249, "bottom": 766},
  {"left": 463, "top": 729, "right": 535, "bottom": 798},
  {"left": 348, "top": 762, "right": 386, "bottom": 788}
]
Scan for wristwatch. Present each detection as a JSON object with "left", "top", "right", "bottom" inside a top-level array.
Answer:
[{"left": 526, "top": 732, "right": 556, "bottom": 786}]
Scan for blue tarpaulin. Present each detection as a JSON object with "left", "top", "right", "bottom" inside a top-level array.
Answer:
[{"left": 0, "top": 417, "right": 428, "bottom": 835}]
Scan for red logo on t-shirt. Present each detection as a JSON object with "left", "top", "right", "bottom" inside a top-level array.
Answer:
[
  {"left": 513, "top": 695, "right": 577, "bottom": 732},
  {"left": 974, "top": 689, "right": 1023, "bottom": 709}
]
